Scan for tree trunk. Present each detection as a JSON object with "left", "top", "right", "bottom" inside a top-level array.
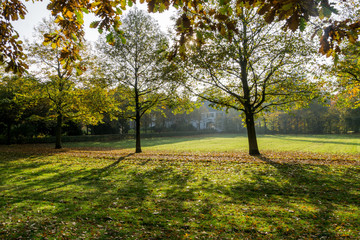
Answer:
[
  {"left": 6, "top": 123, "right": 12, "bottom": 145},
  {"left": 135, "top": 109, "right": 142, "bottom": 153},
  {"left": 134, "top": 64, "right": 142, "bottom": 153},
  {"left": 55, "top": 114, "right": 63, "bottom": 149},
  {"left": 245, "top": 112, "right": 260, "bottom": 156}
]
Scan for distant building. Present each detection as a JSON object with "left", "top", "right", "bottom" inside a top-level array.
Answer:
[{"left": 191, "top": 102, "right": 225, "bottom": 132}]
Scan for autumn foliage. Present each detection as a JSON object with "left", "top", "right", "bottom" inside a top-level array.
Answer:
[{"left": 1, "top": 0, "right": 359, "bottom": 73}]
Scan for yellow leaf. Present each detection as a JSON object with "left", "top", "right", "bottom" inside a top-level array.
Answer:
[{"left": 65, "top": 10, "right": 73, "bottom": 20}]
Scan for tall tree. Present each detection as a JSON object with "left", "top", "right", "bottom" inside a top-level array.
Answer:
[
  {"left": 181, "top": 8, "right": 318, "bottom": 155},
  {"left": 97, "top": 9, "right": 182, "bottom": 153},
  {"left": 27, "top": 18, "right": 108, "bottom": 149}
]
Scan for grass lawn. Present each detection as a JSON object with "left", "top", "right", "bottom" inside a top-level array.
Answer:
[
  {"left": 67, "top": 134, "right": 360, "bottom": 154},
  {"left": 1, "top": 135, "right": 360, "bottom": 239}
]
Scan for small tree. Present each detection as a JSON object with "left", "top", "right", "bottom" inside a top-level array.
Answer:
[
  {"left": 181, "top": 8, "right": 319, "bottom": 155},
  {"left": 98, "top": 9, "right": 183, "bottom": 153},
  {"left": 0, "top": 74, "right": 40, "bottom": 144},
  {"left": 27, "top": 18, "right": 108, "bottom": 149}
]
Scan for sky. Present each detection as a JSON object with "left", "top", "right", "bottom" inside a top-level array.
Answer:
[{"left": 12, "top": 0, "right": 177, "bottom": 42}]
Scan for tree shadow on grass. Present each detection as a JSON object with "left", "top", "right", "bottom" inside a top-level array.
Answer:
[
  {"left": 1, "top": 152, "right": 360, "bottom": 239},
  {"left": 0, "top": 154, "right": 200, "bottom": 239},
  {"left": 210, "top": 155, "right": 360, "bottom": 238},
  {"left": 70, "top": 133, "right": 245, "bottom": 150},
  {"left": 266, "top": 134, "right": 360, "bottom": 146}
]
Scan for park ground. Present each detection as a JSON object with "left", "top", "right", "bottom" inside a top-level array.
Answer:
[{"left": 1, "top": 134, "right": 359, "bottom": 239}]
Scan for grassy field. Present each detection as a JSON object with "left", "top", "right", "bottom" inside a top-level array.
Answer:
[
  {"left": 1, "top": 135, "right": 360, "bottom": 239},
  {"left": 68, "top": 134, "right": 360, "bottom": 154}
]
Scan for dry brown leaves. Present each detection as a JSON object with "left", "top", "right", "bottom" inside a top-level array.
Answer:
[{"left": 1, "top": 144, "right": 359, "bottom": 166}]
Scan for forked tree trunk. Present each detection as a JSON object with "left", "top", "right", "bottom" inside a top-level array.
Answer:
[
  {"left": 245, "top": 112, "right": 260, "bottom": 156},
  {"left": 55, "top": 114, "right": 63, "bottom": 149}
]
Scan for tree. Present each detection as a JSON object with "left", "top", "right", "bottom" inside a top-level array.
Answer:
[
  {"left": 0, "top": 71, "right": 45, "bottom": 144},
  {"left": 27, "top": 18, "right": 109, "bottom": 149},
  {"left": 321, "top": 1, "right": 360, "bottom": 108},
  {"left": 180, "top": 8, "right": 318, "bottom": 155},
  {"left": 97, "top": 9, "right": 182, "bottom": 153},
  {"left": 328, "top": 41, "right": 360, "bottom": 108}
]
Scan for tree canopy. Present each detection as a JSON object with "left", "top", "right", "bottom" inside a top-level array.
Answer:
[
  {"left": 329, "top": 41, "right": 360, "bottom": 108},
  {"left": 1, "top": 0, "right": 359, "bottom": 73}
]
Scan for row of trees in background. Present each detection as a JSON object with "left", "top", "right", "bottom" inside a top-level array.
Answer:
[
  {"left": 1, "top": 4, "right": 359, "bottom": 155},
  {"left": 0, "top": 10, "right": 192, "bottom": 152},
  {"left": 1, "top": 90, "right": 359, "bottom": 144},
  {"left": 260, "top": 102, "right": 360, "bottom": 135}
]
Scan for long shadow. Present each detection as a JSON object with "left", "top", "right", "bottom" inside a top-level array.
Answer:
[
  {"left": 40, "top": 153, "right": 135, "bottom": 194},
  {"left": 249, "top": 155, "right": 359, "bottom": 238},
  {"left": 0, "top": 153, "right": 54, "bottom": 188},
  {"left": 0, "top": 157, "right": 198, "bottom": 239},
  {"left": 266, "top": 134, "right": 360, "bottom": 146},
  {"left": 189, "top": 154, "right": 360, "bottom": 238},
  {"left": 1, "top": 151, "right": 360, "bottom": 239},
  {"left": 96, "top": 153, "right": 134, "bottom": 172},
  {"left": 0, "top": 153, "right": 132, "bottom": 202},
  {"left": 71, "top": 133, "right": 244, "bottom": 149}
]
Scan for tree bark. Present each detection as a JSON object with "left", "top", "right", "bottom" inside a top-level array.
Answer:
[
  {"left": 135, "top": 109, "right": 142, "bottom": 153},
  {"left": 134, "top": 84, "right": 142, "bottom": 153},
  {"left": 245, "top": 112, "right": 260, "bottom": 156},
  {"left": 55, "top": 114, "right": 63, "bottom": 149}
]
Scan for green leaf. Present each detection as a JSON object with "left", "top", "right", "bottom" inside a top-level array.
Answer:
[
  {"left": 299, "top": 17, "right": 307, "bottom": 32},
  {"left": 281, "top": 3, "right": 293, "bottom": 11},
  {"left": 334, "top": 52, "right": 339, "bottom": 66},
  {"left": 106, "top": 32, "right": 115, "bottom": 44},
  {"left": 71, "top": 33, "right": 78, "bottom": 41},
  {"left": 121, "top": 0, "right": 126, "bottom": 10},
  {"left": 90, "top": 21, "right": 99, "bottom": 28},
  {"left": 76, "top": 67, "right": 83, "bottom": 76},
  {"left": 116, "top": 7, "right": 123, "bottom": 15},
  {"left": 319, "top": 9, "right": 324, "bottom": 20},
  {"left": 75, "top": 11, "right": 84, "bottom": 25},
  {"left": 120, "top": 35, "right": 126, "bottom": 44},
  {"left": 322, "top": 6, "right": 333, "bottom": 18},
  {"left": 81, "top": 7, "right": 89, "bottom": 14},
  {"left": 159, "top": 3, "right": 166, "bottom": 12}
]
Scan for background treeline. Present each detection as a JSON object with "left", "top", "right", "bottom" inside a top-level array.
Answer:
[
  {"left": 1, "top": 96, "right": 358, "bottom": 145},
  {"left": 257, "top": 102, "right": 360, "bottom": 135}
]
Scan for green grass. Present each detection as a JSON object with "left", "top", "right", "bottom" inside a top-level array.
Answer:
[
  {"left": 0, "top": 141, "right": 360, "bottom": 239},
  {"left": 67, "top": 134, "right": 360, "bottom": 154}
]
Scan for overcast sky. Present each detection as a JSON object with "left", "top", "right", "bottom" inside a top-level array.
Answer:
[{"left": 12, "top": 0, "right": 177, "bottom": 42}]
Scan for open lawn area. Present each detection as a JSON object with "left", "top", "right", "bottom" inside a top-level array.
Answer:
[
  {"left": 68, "top": 134, "right": 360, "bottom": 154},
  {"left": 1, "top": 135, "right": 360, "bottom": 239}
]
